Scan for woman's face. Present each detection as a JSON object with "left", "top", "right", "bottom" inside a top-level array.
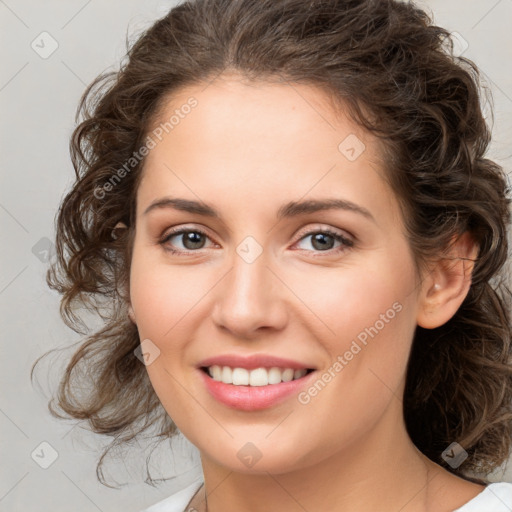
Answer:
[{"left": 129, "top": 74, "right": 425, "bottom": 474}]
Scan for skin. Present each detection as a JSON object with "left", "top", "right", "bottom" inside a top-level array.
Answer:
[{"left": 127, "top": 73, "right": 483, "bottom": 512}]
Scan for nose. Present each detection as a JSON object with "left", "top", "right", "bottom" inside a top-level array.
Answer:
[{"left": 211, "top": 250, "right": 289, "bottom": 339}]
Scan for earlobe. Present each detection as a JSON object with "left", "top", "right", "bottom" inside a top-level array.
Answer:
[{"left": 417, "top": 232, "right": 479, "bottom": 329}]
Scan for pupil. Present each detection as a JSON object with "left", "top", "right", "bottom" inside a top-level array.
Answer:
[
  {"left": 184, "top": 232, "right": 204, "bottom": 249},
  {"left": 312, "top": 233, "right": 334, "bottom": 251}
]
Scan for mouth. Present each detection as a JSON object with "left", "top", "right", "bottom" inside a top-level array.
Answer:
[
  {"left": 200, "top": 365, "right": 315, "bottom": 386},
  {"left": 196, "top": 355, "right": 317, "bottom": 410}
]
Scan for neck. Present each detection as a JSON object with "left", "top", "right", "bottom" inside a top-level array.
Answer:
[{"left": 197, "top": 399, "right": 443, "bottom": 512}]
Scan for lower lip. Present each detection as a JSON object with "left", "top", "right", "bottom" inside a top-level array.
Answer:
[{"left": 199, "top": 369, "right": 315, "bottom": 411}]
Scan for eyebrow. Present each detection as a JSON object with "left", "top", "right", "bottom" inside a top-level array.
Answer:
[{"left": 143, "top": 197, "right": 375, "bottom": 222}]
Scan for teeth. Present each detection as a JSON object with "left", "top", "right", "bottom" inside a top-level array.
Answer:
[
  {"left": 221, "top": 366, "right": 233, "bottom": 384},
  {"left": 282, "top": 368, "right": 294, "bottom": 382},
  {"left": 268, "top": 367, "right": 282, "bottom": 384},
  {"left": 211, "top": 365, "right": 222, "bottom": 381},
  {"left": 207, "top": 366, "right": 308, "bottom": 386},
  {"left": 294, "top": 369, "right": 307, "bottom": 379},
  {"left": 249, "top": 368, "right": 268, "bottom": 386},
  {"left": 232, "top": 368, "right": 249, "bottom": 385}
]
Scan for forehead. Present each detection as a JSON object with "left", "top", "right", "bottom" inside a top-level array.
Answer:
[
  {"left": 148, "top": 73, "right": 364, "bottom": 153},
  {"left": 136, "top": 74, "right": 399, "bottom": 225}
]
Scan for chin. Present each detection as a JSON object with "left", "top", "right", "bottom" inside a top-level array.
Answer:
[{"left": 195, "top": 434, "right": 318, "bottom": 475}]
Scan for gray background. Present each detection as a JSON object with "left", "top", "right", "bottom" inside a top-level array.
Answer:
[{"left": 1, "top": 1, "right": 511, "bottom": 511}]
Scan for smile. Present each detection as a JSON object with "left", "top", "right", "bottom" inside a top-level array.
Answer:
[{"left": 203, "top": 365, "right": 312, "bottom": 386}]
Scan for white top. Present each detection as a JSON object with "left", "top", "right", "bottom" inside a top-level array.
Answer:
[
  {"left": 141, "top": 480, "right": 203, "bottom": 512},
  {"left": 141, "top": 480, "right": 512, "bottom": 512},
  {"left": 453, "top": 482, "right": 512, "bottom": 512}
]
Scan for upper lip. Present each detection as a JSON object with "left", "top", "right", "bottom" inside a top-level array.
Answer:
[{"left": 198, "top": 354, "right": 315, "bottom": 370}]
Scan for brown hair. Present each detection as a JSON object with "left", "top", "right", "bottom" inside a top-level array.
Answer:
[{"left": 32, "top": 0, "right": 512, "bottom": 487}]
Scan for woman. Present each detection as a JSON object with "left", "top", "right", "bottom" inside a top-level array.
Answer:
[{"left": 37, "top": 0, "right": 512, "bottom": 510}]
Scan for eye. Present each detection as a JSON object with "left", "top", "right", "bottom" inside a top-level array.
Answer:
[
  {"left": 294, "top": 228, "right": 354, "bottom": 255},
  {"left": 159, "top": 226, "right": 354, "bottom": 256},
  {"left": 159, "top": 227, "right": 215, "bottom": 254}
]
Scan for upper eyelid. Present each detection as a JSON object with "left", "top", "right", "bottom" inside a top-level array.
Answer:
[
  {"left": 161, "top": 225, "right": 217, "bottom": 243},
  {"left": 294, "top": 224, "right": 353, "bottom": 241}
]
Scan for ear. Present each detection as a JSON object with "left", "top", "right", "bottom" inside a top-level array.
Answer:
[
  {"left": 112, "top": 221, "right": 135, "bottom": 323},
  {"left": 112, "top": 221, "right": 128, "bottom": 240},
  {"left": 417, "top": 232, "right": 479, "bottom": 329}
]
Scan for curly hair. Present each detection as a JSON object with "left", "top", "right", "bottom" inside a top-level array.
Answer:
[{"left": 32, "top": 0, "right": 512, "bottom": 487}]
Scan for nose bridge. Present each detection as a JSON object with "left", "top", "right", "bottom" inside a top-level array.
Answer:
[{"left": 212, "top": 241, "right": 287, "bottom": 336}]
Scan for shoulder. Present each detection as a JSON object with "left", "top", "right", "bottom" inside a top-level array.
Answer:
[
  {"left": 453, "top": 482, "right": 512, "bottom": 512},
  {"left": 140, "top": 479, "right": 204, "bottom": 512}
]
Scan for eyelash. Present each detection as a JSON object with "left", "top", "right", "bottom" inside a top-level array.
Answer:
[{"left": 158, "top": 226, "right": 354, "bottom": 257}]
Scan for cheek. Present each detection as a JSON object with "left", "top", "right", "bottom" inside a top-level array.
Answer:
[
  {"left": 129, "top": 247, "right": 207, "bottom": 343},
  {"left": 289, "top": 249, "right": 418, "bottom": 420},
  {"left": 286, "top": 257, "right": 416, "bottom": 356},
  {"left": 128, "top": 249, "right": 206, "bottom": 423}
]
